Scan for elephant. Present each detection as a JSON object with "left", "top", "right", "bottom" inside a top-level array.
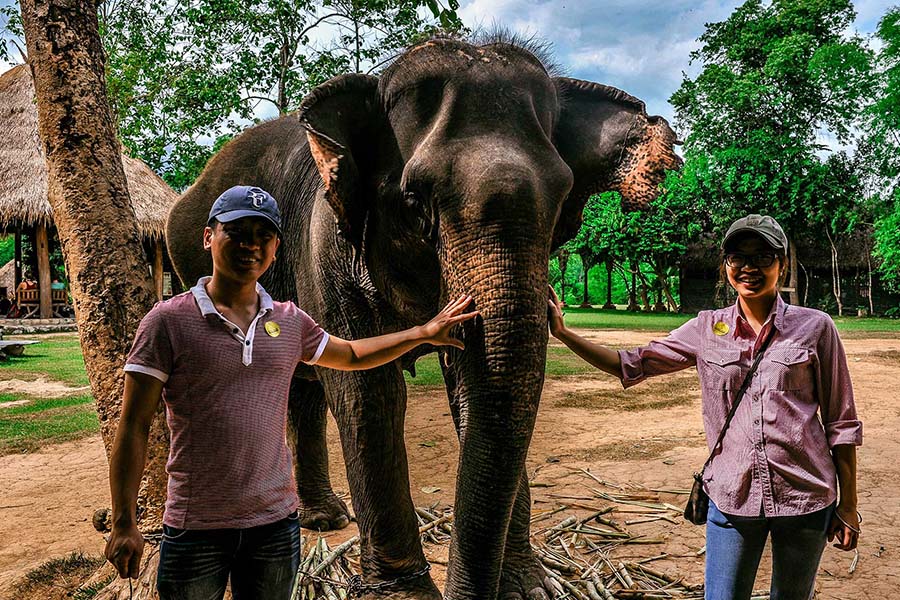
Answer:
[{"left": 166, "top": 35, "right": 681, "bottom": 600}]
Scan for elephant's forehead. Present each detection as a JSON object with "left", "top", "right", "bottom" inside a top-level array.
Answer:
[{"left": 380, "top": 39, "right": 551, "bottom": 99}]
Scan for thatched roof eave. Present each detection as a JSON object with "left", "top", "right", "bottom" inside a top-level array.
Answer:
[{"left": 0, "top": 64, "right": 178, "bottom": 239}]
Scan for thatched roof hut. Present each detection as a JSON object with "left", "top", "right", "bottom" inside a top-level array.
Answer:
[
  {"left": 0, "top": 64, "right": 177, "bottom": 239},
  {"left": 0, "top": 64, "right": 179, "bottom": 316}
]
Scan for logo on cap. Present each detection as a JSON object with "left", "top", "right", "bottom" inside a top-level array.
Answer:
[{"left": 248, "top": 189, "right": 266, "bottom": 208}]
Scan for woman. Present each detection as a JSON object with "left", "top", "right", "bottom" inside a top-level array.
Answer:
[{"left": 548, "top": 214, "right": 861, "bottom": 600}]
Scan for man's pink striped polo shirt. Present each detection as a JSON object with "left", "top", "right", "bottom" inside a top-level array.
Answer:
[
  {"left": 124, "top": 277, "right": 329, "bottom": 529},
  {"left": 619, "top": 295, "right": 862, "bottom": 517}
]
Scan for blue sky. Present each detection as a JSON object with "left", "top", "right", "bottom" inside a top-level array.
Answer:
[
  {"left": 1, "top": 0, "right": 894, "bottom": 132},
  {"left": 456, "top": 0, "right": 892, "bottom": 127}
]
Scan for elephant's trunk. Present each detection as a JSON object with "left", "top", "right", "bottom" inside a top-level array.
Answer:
[{"left": 440, "top": 230, "right": 550, "bottom": 600}]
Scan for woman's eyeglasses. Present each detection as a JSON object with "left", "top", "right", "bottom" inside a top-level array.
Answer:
[{"left": 724, "top": 253, "right": 777, "bottom": 268}]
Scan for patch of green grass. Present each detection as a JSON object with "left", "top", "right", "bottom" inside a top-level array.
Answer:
[
  {"left": 404, "top": 347, "right": 599, "bottom": 387},
  {"left": 0, "top": 398, "right": 99, "bottom": 455},
  {"left": 563, "top": 307, "right": 900, "bottom": 334},
  {"left": 0, "top": 334, "right": 88, "bottom": 387},
  {"left": 561, "top": 308, "right": 692, "bottom": 331},
  {"left": 0, "top": 394, "right": 94, "bottom": 415},
  {"left": 831, "top": 317, "right": 900, "bottom": 332}
]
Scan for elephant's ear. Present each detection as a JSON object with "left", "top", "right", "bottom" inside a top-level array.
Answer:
[
  {"left": 298, "top": 73, "right": 381, "bottom": 250},
  {"left": 550, "top": 77, "right": 646, "bottom": 250}
]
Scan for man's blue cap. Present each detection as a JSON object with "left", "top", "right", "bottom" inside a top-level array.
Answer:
[{"left": 208, "top": 186, "right": 282, "bottom": 235}]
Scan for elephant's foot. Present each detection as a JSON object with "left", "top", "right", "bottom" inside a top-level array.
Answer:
[
  {"left": 356, "top": 571, "right": 442, "bottom": 600},
  {"left": 298, "top": 493, "right": 352, "bottom": 531},
  {"left": 498, "top": 549, "right": 554, "bottom": 600}
]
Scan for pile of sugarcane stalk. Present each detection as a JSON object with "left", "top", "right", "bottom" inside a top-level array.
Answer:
[
  {"left": 415, "top": 505, "right": 454, "bottom": 544},
  {"left": 291, "top": 535, "right": 359, "bottom": 600},
  {"left": 290, "top": 484, "right": 771, "bottom": 599}
]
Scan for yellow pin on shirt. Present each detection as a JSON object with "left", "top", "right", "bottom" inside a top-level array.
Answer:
[
  {"left": 265, "top": 321, "right": 281, "bottom": 338},
  {"left": 712, "top": 321, "right": 730, "bottom": 336}
]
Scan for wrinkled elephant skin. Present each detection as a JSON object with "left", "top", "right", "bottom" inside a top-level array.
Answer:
[{"left": 166, "top": 37, "right": 680, "bottom": 600}]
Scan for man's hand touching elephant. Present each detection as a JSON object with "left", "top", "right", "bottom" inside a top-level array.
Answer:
[
  {"left": 421, "top": 294, "right": 479, "bottom": 349},
  {"left": 315, "top": 294, "right": 479, "bottom": 371}
]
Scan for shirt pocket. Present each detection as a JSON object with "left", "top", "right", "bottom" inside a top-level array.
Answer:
[
  {"left": 699, "top": 348, "right": 744, "bottom": 391},
  {"left": 766, "top": 346, "right": 811, "bottom": 391}
]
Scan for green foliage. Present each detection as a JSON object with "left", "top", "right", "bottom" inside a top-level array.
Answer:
[
  {"left": 0, "top": 235, "right": 14, "bottom": 266},
  {"left": 668, "top": 0, "right": 873, "bottom": 239},
  {"left": 867, "top": 8, "right": 900, "bottom": 290},
  {"left": 101, "top": 0, "right": 462, "bottom": 188},
  {"left": 3, "top": 0, "right": 462, "bottom": 189},
  {"left": 874, "top": 190, "right": 900, "bottom": 290}
]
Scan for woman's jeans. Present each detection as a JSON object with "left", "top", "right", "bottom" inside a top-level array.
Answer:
[
  {"left": 705, "top": 501, "right": 834, "bottom": 600},
  {"left": 157, "top": 512, "right": 301, "bottom": 600}
]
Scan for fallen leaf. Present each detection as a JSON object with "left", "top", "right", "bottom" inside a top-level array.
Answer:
[
  {"left": 419, "top": 441, "right": 437, "bottom": 448},
  {"left": 421, "top": 486, "right": 441, "bottom": 494}
]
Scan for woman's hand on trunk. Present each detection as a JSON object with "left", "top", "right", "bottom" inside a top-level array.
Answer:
[
  {"left": 421, "top": 294, "right": 479, "bottom": 349},
  {"left": 547, "top": 285, "right": 566, "bottom": 338}
]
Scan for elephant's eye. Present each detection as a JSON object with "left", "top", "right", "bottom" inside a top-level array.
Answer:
[{"left": 403, "top": 190, "right": 421, "bottom": 208}]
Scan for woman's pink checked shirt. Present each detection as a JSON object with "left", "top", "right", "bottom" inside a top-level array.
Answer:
[{"left": 618, "top": 296, "right": 862, "bottom": 517}]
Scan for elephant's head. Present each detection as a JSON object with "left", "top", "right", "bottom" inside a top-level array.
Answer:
[{"left": 299, "top": 36, "right": 678, "bottom": 599}]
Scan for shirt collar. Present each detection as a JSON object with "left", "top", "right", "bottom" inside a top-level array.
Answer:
[
  {"left": 732, "top": 294, "right": 785, "bottom": 338},
  {"left": 190, "top": 276, "right": 274, "bottom": 317}
]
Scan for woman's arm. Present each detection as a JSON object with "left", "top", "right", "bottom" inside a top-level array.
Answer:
[
  {"left": 548, "top": 286, "right": 621, "bottom": 377},
  {"left": 828, "top": 444, "right": 860, "bottom": 551}
]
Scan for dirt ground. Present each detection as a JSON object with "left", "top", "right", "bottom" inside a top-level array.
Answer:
[{"left": 1, "top": 329, "right": 899, "bottom": 599}]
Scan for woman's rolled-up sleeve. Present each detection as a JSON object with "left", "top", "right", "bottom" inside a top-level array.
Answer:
[
  {"left": 815, "top": 320, "right": 862, "bottom": 448},
  {"left": 619, "top": 317, "right": 701, "bottom": 389}
]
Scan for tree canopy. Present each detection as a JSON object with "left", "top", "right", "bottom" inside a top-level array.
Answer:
[
  {"left": 667, "top": 0, "right": 873, "bottom": 234},
  {"left": 2, "top": 0, "right": 461, "bottom": 190}
]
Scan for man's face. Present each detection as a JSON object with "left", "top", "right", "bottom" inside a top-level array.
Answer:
[{"left": 203, "top": 217, "right": 280, "bottom": 284}]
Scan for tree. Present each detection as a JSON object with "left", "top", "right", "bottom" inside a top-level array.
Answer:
[
  {"left": 20, "top": 0, "right": 164, "bottom": 596},
  {"left": 866, "top": 7, "right": 900, "bottom": 294},
  {"left": 668, "top": 0, "right": 873, "bottom": 307},
  {"left": 4, "top": 0, "right": 462, "bottom": 189},
  {"left": 626, "top": 176, "right": 704, "bottom": 312},
  {"left": 564, "top": 192, "right": 628, "bottom": 307}
]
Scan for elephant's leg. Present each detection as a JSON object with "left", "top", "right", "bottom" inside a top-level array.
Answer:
[
  {"left": 287, "top": 378, "right": 352, "bottom": 531},
  {"left": 318, "top": 365, "right": 441, "bottom": 600},
  {"left": 498, "top": 471, "right": 554, "bottom": 600}
]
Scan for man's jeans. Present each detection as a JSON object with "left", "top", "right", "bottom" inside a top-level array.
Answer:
[
  {"left": 705, "top": 500, "right": 834, "bottom": 600},
  {"left": 157, "top": 512, "right": 301, "bottom": 600}
]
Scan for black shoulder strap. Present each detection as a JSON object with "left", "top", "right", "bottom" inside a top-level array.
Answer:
[{"left": 699, "top": 325, "right": 776, "bottom": 476}]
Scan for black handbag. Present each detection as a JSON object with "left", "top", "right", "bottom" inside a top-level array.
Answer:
[{"left": 684, "top": 328, "right": 776, "bottom": 525}]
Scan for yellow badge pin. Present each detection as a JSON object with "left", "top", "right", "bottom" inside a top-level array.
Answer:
[
  {"left": 265, "top": 321, "right": 281, "bottom": 338},
  {"left": 712, "top": 321, "right": 730, "bottom": 336}
]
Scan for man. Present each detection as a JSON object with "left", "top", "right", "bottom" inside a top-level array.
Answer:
[{"left": 104, "top": 186, "right": 477, "bottom": 599}]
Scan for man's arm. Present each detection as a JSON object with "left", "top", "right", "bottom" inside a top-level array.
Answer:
[
  {"left": 314, "top": 294, "right": 478, "bottom": 371},
  {"left": 104, "top": 371, "right": 163, "bottom": 579}
]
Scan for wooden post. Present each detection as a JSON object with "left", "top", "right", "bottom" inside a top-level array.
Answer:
[
  {"left": 14, "top": 225, "right": 22, "bottom": 288},
  {"left": 36, "top": 224, "right": 52, "bottom": 318},
  {"left": 788, "top": 239, "right": 799, "bottom": 306},
  {"left": 153, "top": 239, "right": 164, "bottom": 301}
]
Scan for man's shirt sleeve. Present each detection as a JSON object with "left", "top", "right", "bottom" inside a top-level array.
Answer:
[
  {"left": 296, "top": 308, "right": 330, "bottom": 365},
  {"left": 124, "top": 304, "right": 174, "bottom": 383}
]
